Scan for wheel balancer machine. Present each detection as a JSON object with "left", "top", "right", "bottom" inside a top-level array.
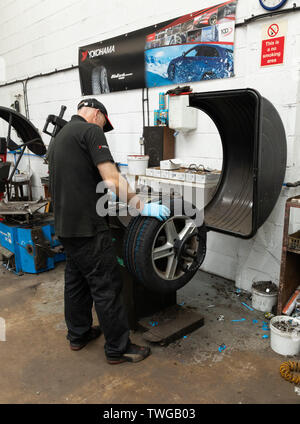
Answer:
[{"left": 111, "top": 88, "right": 287, "bottom": 344}]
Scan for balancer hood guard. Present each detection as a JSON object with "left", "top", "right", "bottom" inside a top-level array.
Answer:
[
  {"left": 189, "top": 88, "right": 287, "bottom": 238},
  {"left": 0, "top": 107, "right": 46, "bottom": 156}
]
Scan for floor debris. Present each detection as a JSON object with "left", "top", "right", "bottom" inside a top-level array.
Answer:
[
  {"left": 252, "top": 281, "right": 278, "bottom": 295},
  {"left": 241, "top": 302, "right": 254, "bottom": 311},
  {"left": 272, "top": 319, "right": 300, "bottom": 334},
  {"left": 218, "top": 344, "right": 226, "bottom": 352},
  {"left": 2, "top": 265, "right": 298, "bottom": 403}
]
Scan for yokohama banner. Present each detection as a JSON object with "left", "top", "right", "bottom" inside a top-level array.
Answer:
[{"left": 79, "top": 0, "right": 237, "bottom": 95}]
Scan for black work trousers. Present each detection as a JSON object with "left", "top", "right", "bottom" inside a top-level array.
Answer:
[{"left": 59, "top": 230, "right": 130, "bottom": 357}]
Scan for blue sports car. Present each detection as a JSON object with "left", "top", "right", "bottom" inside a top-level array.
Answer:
[{"left": 167, "top": 44, "right": 234, "bottom": 82}]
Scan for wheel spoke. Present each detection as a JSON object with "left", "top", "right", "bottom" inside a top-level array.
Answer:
[
  {"left": 152, "top": 217, "right": 199, "bottom": 281},
  {"left": 164, "top": 220, "right": 179, "bottom": 243},
  {"left": 153, "top": 243, "right": 174, "bottom": 260},
  {"left": 165, "top": 255, "right": 178, "bottom": 280},
  {"left": 179, "top": 220, "right": 197, "bottom": 240}
]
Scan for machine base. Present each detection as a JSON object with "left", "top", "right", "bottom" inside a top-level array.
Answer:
[
  {"left": 138, "top": 305, "right": 204, "bottom": 346},
  {"left": 111, "top": 220, "right": 205, "bottom": 342},
  {"left": 0, "top": 213, "right": 65, "bottom": 274}
]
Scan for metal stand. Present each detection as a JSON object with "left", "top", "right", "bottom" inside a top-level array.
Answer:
[
  {"left": 110, "top": 223, "right": 204, "bottom": 345},
  {"left": 142, "top": 88, "right": 150, "bottom": 128}
]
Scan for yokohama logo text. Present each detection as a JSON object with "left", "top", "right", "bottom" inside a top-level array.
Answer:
[{"left": 88, "top": 45, "right": 115, "bottom": 58}]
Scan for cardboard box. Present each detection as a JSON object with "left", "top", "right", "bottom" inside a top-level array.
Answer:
[
  {"left": 146, "top": 167, "right": 161, "bottom": 177},
  {"left": 195, "top": 172, "right": 220, "bottom": 183},
  {"left": 153, "top": 168, "right": 161, "bottom": 178},
  {"left": 185, "top": 172, "right": 196, "bottom": 183},
  {"left": 137, "top": 175, "right": 218, "bottom": 209},
  {"left": 146, "top": 166, "right": 221, "bottom": 184},
  {"left": 160, "top": 170, "right": 170, "bottom": 179},
  {"left": 160, "top": 159, "right": 182, "bottom": 170},
  {"left": 168, "top": 170, "right": 186, "bottom": 181},
  {"left": 146, "top": 168, "right": 154, "bottom": 177}
]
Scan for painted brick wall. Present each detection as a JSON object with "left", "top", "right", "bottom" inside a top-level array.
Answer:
[{"left": 0, "top": 0, "right": 299, "bottom": 290}]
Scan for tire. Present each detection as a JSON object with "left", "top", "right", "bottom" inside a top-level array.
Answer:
[
  {"left": 180, "top": 34, "right": 187, "bottom": 44},
  {"left": 209, "top": 14, "right": 217, "bottom": 26},
  {"left": 123, "top": 199, "right": 207, "bottom": 294},
  {"left": 99, "top": 67, "right": 110, "bottom": 93},
  {"left": 91, "top": 66, "right": 110, "bottom": 94},
  {"left": 122, "top": 215, "right": 145, "bottom": 275},
  {"left": 175, "top": 34, "right": 183, "bottom": 44}
]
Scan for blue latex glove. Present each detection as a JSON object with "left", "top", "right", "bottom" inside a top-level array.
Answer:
[
  {"left": 110, "top": 191, "right": 117, "bottom": 201},
  {"left": 141, "top": 202, "right": 171, "bottom": 222}
]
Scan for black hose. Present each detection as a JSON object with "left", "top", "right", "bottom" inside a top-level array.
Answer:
[{"left": 285, "top": 181, "right": 300, "bottom": 187}]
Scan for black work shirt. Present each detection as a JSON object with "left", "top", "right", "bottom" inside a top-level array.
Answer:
[{"left": 47, "top": 115, "right": 114, "bottom": 237}]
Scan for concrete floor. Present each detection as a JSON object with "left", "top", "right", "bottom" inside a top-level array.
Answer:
[{"left": 0, "top": 261, "right": 299, "bottom": 404}]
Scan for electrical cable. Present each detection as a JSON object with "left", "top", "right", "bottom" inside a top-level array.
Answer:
[
  {"left": 7, "top": 152, "right": 45, "bottom": 158},
  {"left": 235, "top": 3, "right": 300, "bottom": 28},
  {"left": 280, "top": 361, "right": 300, "bottom": 385},
  {"left": 22, "top": 79, "right": 30, "bottom": 120},
  {"left": 0, "top": 65, "right": 78, "bottom": 89}
]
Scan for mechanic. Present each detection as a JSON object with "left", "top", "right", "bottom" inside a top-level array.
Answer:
[{"left": 47, "top": 98, "right": 170, "bottom": 364}]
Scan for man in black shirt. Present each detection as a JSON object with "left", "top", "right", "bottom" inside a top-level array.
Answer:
[{"left": 48, "top": 98, "right": 170, "bottom": 364}]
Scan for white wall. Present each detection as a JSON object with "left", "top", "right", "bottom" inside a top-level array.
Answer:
[{"left": 0, "top": 0, "right": 299, "bottom": 290}]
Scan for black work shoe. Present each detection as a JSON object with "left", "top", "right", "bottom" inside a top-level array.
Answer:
[
  {"left": 69, "top": 326, "right": 102, "bottom": 351},
  {"left": 106, "top": 343, "right": 151, "bottom": 364}
]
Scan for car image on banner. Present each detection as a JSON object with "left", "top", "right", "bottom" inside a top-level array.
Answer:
[
  {"left": 144, "top": 1, "right": 236, "bottom": 88},
  {"left": 145, "top": 43, "right": 234, "bottom": 87}
]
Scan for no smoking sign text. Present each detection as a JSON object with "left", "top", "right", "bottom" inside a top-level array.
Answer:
[{"left": 261, "top": 20, "right": 287, "bottom": 67}]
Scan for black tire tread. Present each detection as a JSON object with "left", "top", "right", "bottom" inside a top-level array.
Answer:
[{"left": 122, "top": 216, "right": 144, "bottom": 275}]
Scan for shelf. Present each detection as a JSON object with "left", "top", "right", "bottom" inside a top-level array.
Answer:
[
  {"left": 289, "top": 199, "right": 300, "bottom": 208},
  {"left": 277, "top": 195, "right": 300, "bottom": 314},
  {"left": 287, "top": 248, "right": 300, "bottom": 255}
]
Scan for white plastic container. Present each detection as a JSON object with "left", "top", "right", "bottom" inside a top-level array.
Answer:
[
  {"left": 127, "top": 155, "right": 149, "bottom": 176},
  {"left": 12, "top": 170, "right": 32, "bottom": 182},
  {"left": 168, "top": 94, "right": 197, "bottom": 132},
  {"left": 270, "top": 316, "right": 300, "bottom": 356},
  {"left": 251, "top": 284, "right": 278, "bottom": 313}
]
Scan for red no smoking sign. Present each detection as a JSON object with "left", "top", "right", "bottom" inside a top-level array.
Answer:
[
  {"left": 261, "top": 22, "right": 285, "bottom": 67},
  {"left": 268, "top": 24, "right": 279, "bottom": 37}
]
